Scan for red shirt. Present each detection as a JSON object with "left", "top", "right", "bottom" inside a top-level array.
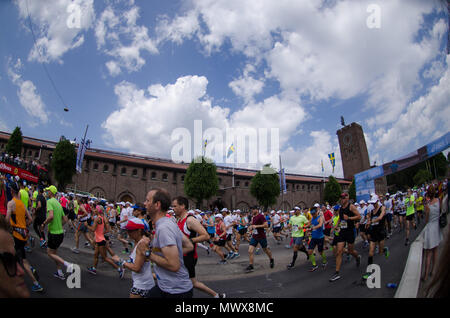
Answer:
[{"left": 324, "top": 210, "right": 333, "bottom": 229}]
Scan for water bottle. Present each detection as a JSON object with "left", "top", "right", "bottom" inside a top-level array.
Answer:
[{"left": 387, "top": 283, "right": 397, "bottom": 288}]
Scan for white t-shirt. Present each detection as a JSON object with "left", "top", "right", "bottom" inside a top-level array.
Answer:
[
  {"left": 384, "top": 199, "right": 393, "bottom": 214},
  {"left": 272, "top": 214, "right": 281, "bottom": 228},
  {"left": 224, "top": 215, "right": 234, "bottom": 234},
  {"left": 120, "top": 207, "right": 134, "bottom": 229}
]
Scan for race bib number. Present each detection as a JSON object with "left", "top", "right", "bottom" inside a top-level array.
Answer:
[
  {"left": 253, "top": 229, "right": 259, "bottom": 235},
  {"left": 293, "top": 225, "right": 298, "bottom": 232},
  {"left": 340, "top": 220, "right": 348, "bottom": 229},
  {"left": 371, "top": 217, "right": 379, "bottom": 226}
]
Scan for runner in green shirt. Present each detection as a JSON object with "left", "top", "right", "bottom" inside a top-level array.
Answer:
[
  {"left": 40, "top": 185, "right": 74, "bottom": 280},
  {"left": 404, "top": 189, "right": 416, "bottom": 246},
  {"left": 286, "top": 207, "right": 310, "bottom": 269}
]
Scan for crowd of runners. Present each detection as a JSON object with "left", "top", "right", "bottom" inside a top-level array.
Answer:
[{"left": 0, "top": 171, "right": 448, "bottom": 298}]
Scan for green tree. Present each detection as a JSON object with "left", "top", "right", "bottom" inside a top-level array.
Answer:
[
  {"left": 6, "top": 126, "right": 23, "bottom": 157},
  {"left": 324, "top": 175, "right": 342, "bottom": 205},
  {"left": 413, "top": 169, "right": 433, "bottom": 187},
  {"left": 184, "top": 156, "right": 219, "bottom": 209},
  {"left": 250, "top": 164, "right": 280, "bottom": 211},
  {"left": 348, "top": 178, "right": 356, "bottom": 202},
  {"left": 51, "top": 137, "right": 76, "bottom": 191}
]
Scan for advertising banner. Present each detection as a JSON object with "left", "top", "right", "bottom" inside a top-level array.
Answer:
[{"left": 0, "top": 161, "right": 39, "bottom": 183}]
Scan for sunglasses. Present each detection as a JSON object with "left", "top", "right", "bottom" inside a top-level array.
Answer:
[
  {"left": 0, "top": 252, "right": 24, "bottom": 278},
  {"left": 340, "top": 194, "right": 349, "bottom": 198}
]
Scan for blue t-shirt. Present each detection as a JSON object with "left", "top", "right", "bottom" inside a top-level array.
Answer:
[{"left": 311, "top": 215, "right": 324, "bottom": 239}]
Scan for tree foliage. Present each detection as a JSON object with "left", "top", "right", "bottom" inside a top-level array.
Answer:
[
  {"left": 51, "top": 137, "right": 76, "bottom": 191},
  {"left": 184, "top": 156, "right": 219, "bottom": 208},
  {"left": 348, "top": 178, "right": 356, "bottom": 202},
  {"left": 413, "top": 169, "right": 433, "bottom": 187},
  {"left": 249, "top": 164, "right": 280, "bottom": 211},
  {"left": 6, "top": 126, "right": 23, "bottom": 157},
  {"left": 324, "top": 175, "right": 342, "bottom": 205}
]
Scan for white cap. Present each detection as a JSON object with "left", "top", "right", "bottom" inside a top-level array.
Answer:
[
  {"left": 188, "top": 210, "right": 195, "bottom": 215},
  {"left": 290, "top": 210, "right": 295, "bottom": 214},
  {"left": 236, "top": 209, "right": 241, "bottom": 213},
  {"left": 294, "top": 206, "right": 300, "bottom": 210},
  {"left": 195, "top": 209, "right": 201, "bottom": 213},
  {"left": 314, "top": 203, "right": 320, "bottom": 208},
  {"left": 368, "top": 194, "right": 379, "bottom": 204},
  {"left": 221, "top": 208, "right": 228, "bottom": 212},
  {"left": 215, "top": 213, "right": 223, "bottom": 219},
  {"left": 355, "top": 203, "right": 360, "bottom": 206},
  {"left": 359, "top": 200, "right": 366, "bottom": 204}
]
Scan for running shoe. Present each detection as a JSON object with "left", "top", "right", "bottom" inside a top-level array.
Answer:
[
  {"left": 71, "top": 247, "right": 80, "bottom": 254},
  {"left": 270, "top": 258, "right": 274, "bottom": 269},
  {"left": 66, "top": 263, "right": 74, "bottom": 274},
  {"left": 329, "top": 272, "right": 341, "bottom": 282},
  {"left": 31, "top": 283, "right": 43, "bottom": 292},
  {"left": 87, "top": 267, "right": 97, "bottom": 275},
  {"left": 255, "top": 248, "right": 261, "bottom": 255},
  {"left": 218, "top": 260, "right": 227, "bottom": 265},
  {"left": 54, "top": 272, "right": 66, "bottom": 280},
  {"left": 322, "top": 262, "right": 328, "bottom": 269},
  {"left": 245, "top": 265, "right": 254, "bottom": 273},
  {"left": 40, "top": 240, "right": 47, "bottom": 248},
  {"left": 30, "top": 266, "right": 39, "bottom": 282},
  {"left": 285, "top": 245, "right": 292, "bottom": 249},
  {"left": 309, "top": 265, "right": 318, "bottom": 272},
  {"left": 384, "top": 247, "right": 390, "bottom": 259},
  {"left": 362, "top": 272, "right": 371, "bottom": 280},
  {"left": 84, "top": 242, "right": 91, "bottom": 248},
  {"left": 218, "top": 293, "right": 226, "bottom": 298},
  {"left": 356, "top": 255, "right": 361, "bottom": 267},
  {"left": 287, "top": 263, "right": 294, "bottom": 270},
  {"left": 228, "top": 253, "right": 236, "bottom": 260},
  {"left": 233, "top": 252, "right": 240, "bottom": 259}
]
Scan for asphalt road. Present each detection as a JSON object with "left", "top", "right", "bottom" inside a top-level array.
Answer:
[{"left": 24, "top": 219, "right": 426, "bottom": 298}]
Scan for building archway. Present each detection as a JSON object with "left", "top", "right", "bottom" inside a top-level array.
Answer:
[
  {"left": 90, "top": 187, "right": 107, "bottom": 199},
  {"left": 296, "top": 201, "right": 307, "bottom": 209},
  {"left": 117, "top": 191, "right": 136, "bottom": 204},
  {"left": 278, "top": 201, "right": 292, "bottom": 211},
  {"left": 236, "top": 201, "right": 250, "bottom": 212}
]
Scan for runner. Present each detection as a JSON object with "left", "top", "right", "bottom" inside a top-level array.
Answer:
[
  {"left": 235, "top": 210, "right": 249, "bottom": 252},
  {"left": 286, "top": 207, "right": 309, "bottom": 269},
  {"left": 117, "top": 202, "right": 133, "bottom": 254},
  {"left": 71, "top": 197, "right": 94, "bottom": 254},
  {"left": 415, "top": 191, "right": 425, "bottom": 226},
  {"left": 307, "top": 207, "right": 327, "bottom": 271},
  {"left": 358, "top": 200, "right": 369, "bottom": 248},
  {"left": 86, "top": 205, "right": 124, "bottom": 278},
  {"left": 329, "top": 192, "right": 361, "bottom": 282},
  {"left": 5, "top": 182, "right": 43, "bottom": 292},
  {"left": 397, "top": 193, "right": 406, "bottom": 233},
  {"left": 245, "top": 206, "right": 274, "bottom": 273},
  {"left": 272, "top": 211, "right": 283, "bottom": 244},
  {"left": 40, "top": 185, "right": 74, "bottom": 281},
  {"left": 32, "top": 186, "right": 47, "bottom": 248},
  {"left": 122, "top": 217, "right": 154, "bottom": 298},
  {"left": 173, "top": 196, "right": 226, "bottom": 298},
  {"left": 404, "top": 189, "right": 416, "bottom": 246},
  {"left": 145, "top": 188, "right": 194, "bottom": 298},
  {"left": 223, "top": 209, "right": 238, "bottom": 259},
  {"left": 323, "top": 205, "right": 333, "bottom": 250},
  {"left": 212, "top": 213, "right": 228, "bottom": 264},
  {"left": 362, "top": 194, "right": 390, "bottom": 280},
  {"left": 384, "top": 193, "right": 393, "bottom": 238}
]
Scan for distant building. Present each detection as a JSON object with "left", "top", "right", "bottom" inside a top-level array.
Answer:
[{"left": 0, "top": 131, "right": 351, "bottom": 210}]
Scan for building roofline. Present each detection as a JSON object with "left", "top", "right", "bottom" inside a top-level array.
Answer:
[{"left": 0, "top": 130, "right": 351, "bottom": 184}]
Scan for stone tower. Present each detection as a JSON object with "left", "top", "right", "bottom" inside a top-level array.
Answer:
[{"left": 337, "top": 122, "right": 371, "bottom": 180}]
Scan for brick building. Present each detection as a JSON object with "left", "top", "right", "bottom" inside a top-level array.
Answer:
[{"left": 0, "top": 131, "right": 352, "bottom": 210}]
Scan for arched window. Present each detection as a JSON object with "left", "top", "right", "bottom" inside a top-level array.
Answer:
[
  {"left": 181, "top": 175, "right": 185, "bottom": 182},
  {"left": 93, "top": 163, "right": 99, "bottom": 171},
  {"left": 162, "top": 173, "right": 168, "bottom": 181},
  {"left": 132, "top": 169, "right": 138, "bottom": 177},
  {"left": 103, "top": 165, "right": 109, "bottom": 173},
  {"left": 151, "top": 172, "right": 157, "bottom": 180},
  {"left": 121, "top": 167, "right": 127, "bottom": 175}
]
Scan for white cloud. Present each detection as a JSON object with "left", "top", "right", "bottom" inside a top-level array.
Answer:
[
  {"left": 15, "top": 0, "right": 95, "bottom": 63},
  {"left": 95, "top": 2, "right": 158, "bottom": 76},
  {"left": 373, "top": 55, "right": 450, "bottom": 160},
  {"left": 282, "top": 130, "right": 343, "bottom": 178},
  {"left": 7, "top": 58, "right": 49, "bottom": 125}
]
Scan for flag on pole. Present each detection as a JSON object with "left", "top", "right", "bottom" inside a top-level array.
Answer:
[
  {"left": 204, "top": 139, "right": 208, "bottom": 149},
  {"left": 321, "top": 159, "right": 324, "bottom": 173},
  {"left": 227, "top": 143, "right": 235, "bottom": 158},
  {"left": 282, "top": 168, "right": 287, "bottom": 194},
  {"left": 328, "top": 153, "right": 335, "bottom": 173}
]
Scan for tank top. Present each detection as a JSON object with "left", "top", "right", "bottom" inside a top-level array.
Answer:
[
  {"left": 370, "top": 205, "right": 384, "bottom": 229},
  {"left": 339, "top": 203, "right": 355, "bottom": 231},
  {"left": 11, "top": 197, "right": 28, "bottom": 241},
  {"left": 129, "top": 241, "right": 155, "bottom": 290},
  {"left": 216, "top": 221, "right": 225, "bottom": 239},
  {"left": 94, "top": 216, "right": 106, "bottom": 243},
  {"left": 311, "top": 215, "right": 324, "bottom": 239},
  {"left": 177, "top": 215, "right": 197, "bottom": 259}
]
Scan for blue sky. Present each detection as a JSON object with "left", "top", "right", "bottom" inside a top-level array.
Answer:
[{"left": 0, "top": 0, "right": 449, "bottom": 178}]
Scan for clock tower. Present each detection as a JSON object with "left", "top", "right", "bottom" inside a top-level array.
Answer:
[{"left": 337, "top": 122, "right": 371, "bottom": 180}]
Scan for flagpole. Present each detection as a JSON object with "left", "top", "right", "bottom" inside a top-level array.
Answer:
[{"left": 279, "top": 155, "right": 285, "bottom": 212}]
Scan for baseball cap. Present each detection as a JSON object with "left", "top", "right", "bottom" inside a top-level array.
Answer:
[
  {"left": 359, "top": 200, "right": 366, "bottom": 205},
  {"left": 221, "top": 208, "right": 228, "bottom": 212},
  {"left": 44, "top": 185, "right": 58, "bottom": 195},
  {"left": 294, "top": 206, "right": 300, "bottom": 210},
  {"left": 368, "top": 194, "right": 379, "bottom": 204},
  {"left": 333, "top": 205, "right": 340, "bottom": 211},
  {"left": 215, "top": 213, "right": 223, "bottom": 219},
  {"left": 125, "top": 217, "right": 145, "bottom": 231},
  {"left": 313, "top": 203, "right": 320, "bottom": 208}
]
